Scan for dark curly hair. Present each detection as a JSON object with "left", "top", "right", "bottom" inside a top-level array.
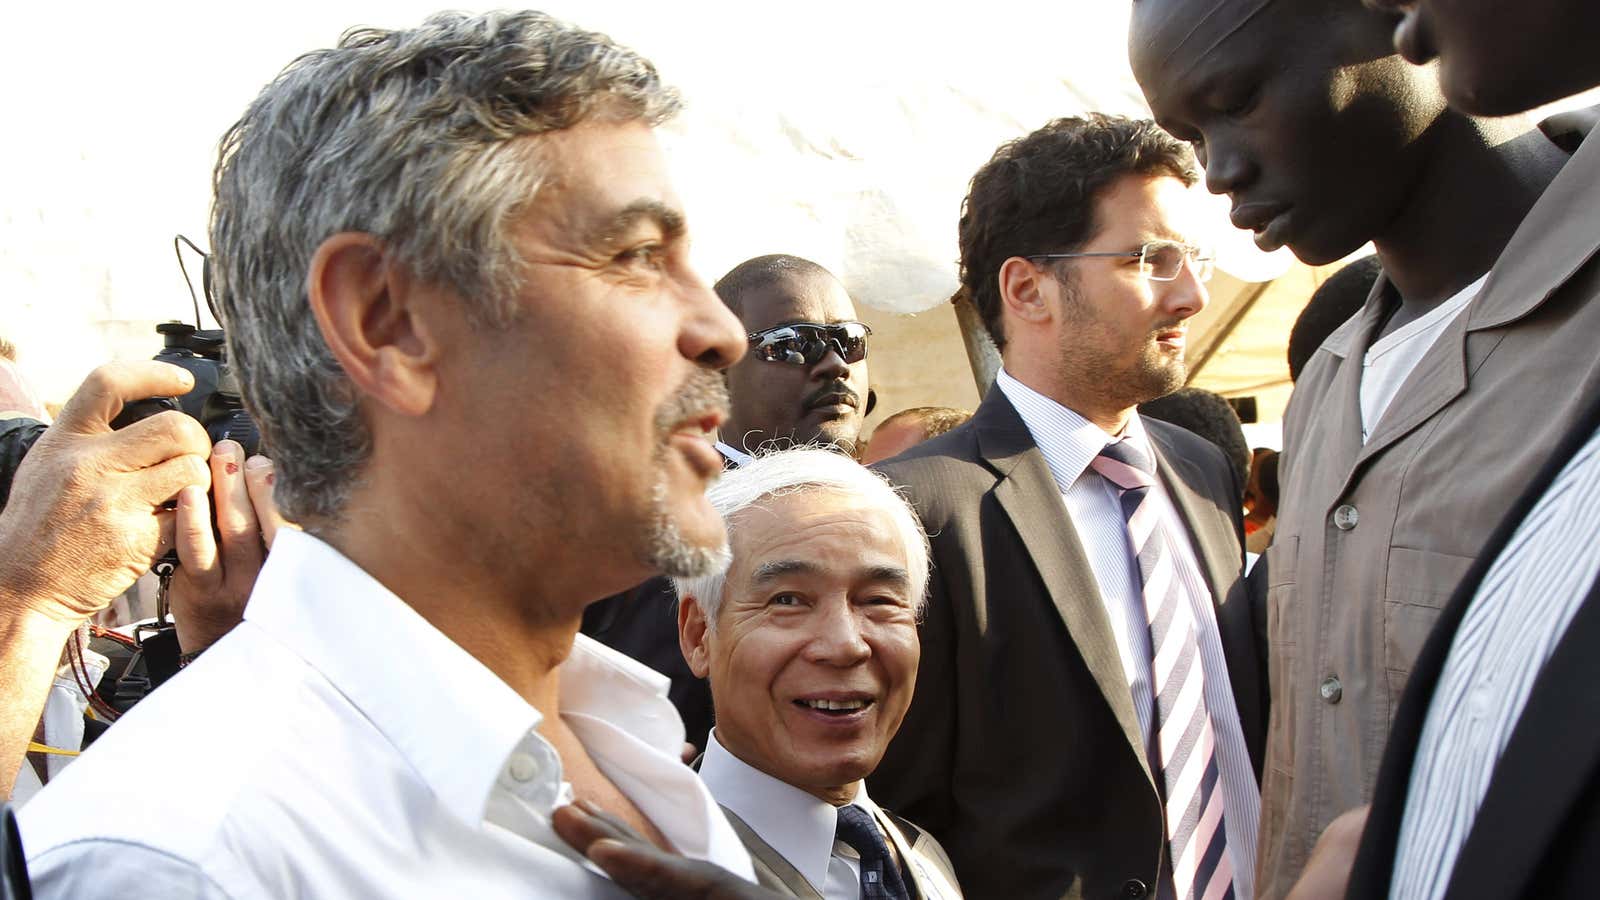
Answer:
[{"left": 958, "top": 114, "right": 1198, "bottom": 351}]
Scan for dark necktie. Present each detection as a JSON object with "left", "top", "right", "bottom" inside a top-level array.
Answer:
[
  {"left": 1091, "top": 438, "right": 1234, "bottom": 900},
  {"left": 835, "top": 804, "right": 912, "bottom": 900}
]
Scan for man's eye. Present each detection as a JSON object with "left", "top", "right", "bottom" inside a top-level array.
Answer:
[
  {"left": 770, "top": 592, "right": 802, "bottom": 607},
  {"left": 617, "top": 245, "right": 665, "bottom": 270},
  {"left": 1215, "top": 87, "right": 1258, "bottom": 118}
]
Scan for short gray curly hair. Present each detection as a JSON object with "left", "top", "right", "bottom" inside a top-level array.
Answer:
[{"left": 210, "top": 10, "right": 681, "bottom": 523}]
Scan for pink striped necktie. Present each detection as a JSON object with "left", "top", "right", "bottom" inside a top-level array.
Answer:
[{"left": 1091, "top": 438, "right": 1235, "bottom": 900}]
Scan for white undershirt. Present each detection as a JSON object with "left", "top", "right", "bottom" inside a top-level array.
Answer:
[{"left": 1360, "top": 275, "right": 1486, "bottom": 441}]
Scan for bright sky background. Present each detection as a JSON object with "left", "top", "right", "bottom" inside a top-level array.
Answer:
[{"left": 2, "top": 1, "right": 1593, "bottom": 402}]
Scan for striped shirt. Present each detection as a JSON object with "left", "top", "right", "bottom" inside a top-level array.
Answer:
[
  {"left": 1390, "top": 426, "right": 1600, "bottom": 900},
  {"left": 997, "top": 370, "right": 1260, "bottom": 899}
]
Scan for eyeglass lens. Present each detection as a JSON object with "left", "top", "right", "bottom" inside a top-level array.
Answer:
[{"left": 1141, "top": 243, "right": 1214, "bottom": 283}]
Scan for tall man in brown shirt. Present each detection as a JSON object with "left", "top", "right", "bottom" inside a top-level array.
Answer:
[{"left": 1131, "top": 0, "right": 1582, "bottom": 895}]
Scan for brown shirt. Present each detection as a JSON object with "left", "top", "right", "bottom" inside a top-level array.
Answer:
[{"left": 1256, "top": 128, "right": 1600, "bottom": 898}]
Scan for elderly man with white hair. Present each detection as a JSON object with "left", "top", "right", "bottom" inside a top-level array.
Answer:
[{"left": 673, "top": 447, "right": 962, "bottom": 900}]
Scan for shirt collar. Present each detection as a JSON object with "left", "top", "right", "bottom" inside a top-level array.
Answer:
[
  {"left": 995, "top": 368, "right": 1149, "bottom": 493},
  {"left": 715, "top": 440, "right": 754, "bottom": 467},
  {"left": 700, "top": 730, "right": 873, "bottom": 893},
  {"left": 244, "top": 530, "right": 680, "bottom": 828}
]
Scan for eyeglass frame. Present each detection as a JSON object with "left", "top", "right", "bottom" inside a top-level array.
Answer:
[
  {"left": 1027, "top": 240, "right": 1216, "bottom": 283},
  {"left": 745, "top": 320, "right": 874, "bottom": 367}
]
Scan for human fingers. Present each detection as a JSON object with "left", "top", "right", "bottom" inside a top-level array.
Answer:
[
  {"left": 52, "top": 361, "right": 196, "bottom": 436},
  {"left": 174, "top": 485, "right": 221, "bottom": 595},
  {"left": 131, "top": 451, "right": 212, "bottom": 509},
  {"left": 553, "top": 800, "right": 643, "bottom": 851},
  {"left": 211, "top": 441, "right": 263, "bottom": 577},
  {"left": 104, "top": 408, "right": 212, "bottom": 472},
  {"left": 586, "top": 839, "right": 780, "bottom": 900},
  {"left": 243, "top": 456, "right": 294, "bottom": 547}
]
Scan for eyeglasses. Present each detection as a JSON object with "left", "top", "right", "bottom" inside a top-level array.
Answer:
[
  {"left": 746, "top": 321, "right": 873, "bottom": 366},
  {"left": 1030, "top": 240, "right": 1215, "bottom": 283}
]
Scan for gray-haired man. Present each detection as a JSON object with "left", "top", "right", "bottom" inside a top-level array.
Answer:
[
  {"left": 20, "top": 11, "right": 755, "bottom": 897},
  {"left": 674, "top": 448, "right": 961, "bottom": 899}
]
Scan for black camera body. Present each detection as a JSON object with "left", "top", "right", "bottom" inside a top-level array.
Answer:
[{"left": 110, "top": 322, "right": 261, "bottom": 457}]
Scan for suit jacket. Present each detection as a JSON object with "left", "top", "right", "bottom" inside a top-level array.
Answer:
[
  {"left": 722, "top": 804, "right": 963, "bottom": 900},
  {"left": 1257, "top": 123, "right": 1600, "bottom": 898},
  {"left": 872, "top": 387, "right": 1262, "bottom": 900}
]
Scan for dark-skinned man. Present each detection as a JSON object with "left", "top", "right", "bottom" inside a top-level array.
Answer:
[
  {"left": 1291, "top": 1, "right": 1600, "bottom": 898},
  {"left": 1129, "top": 1, "right": 1583, "bottom": 896},
  {"left": 583, "top": 254, "right": 871, "bottom": 755}
]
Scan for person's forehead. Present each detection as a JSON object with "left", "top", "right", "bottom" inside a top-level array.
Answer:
[
  {"left": 1130, "top": 0, "right": 1288, "bottom": 81},
  {"left": 522, "top": 121, "right": 685, "bottom": 238},
  {"left": 741, "top": 273, "right": 857, "bottom": 332},
  {"left": 1092, "top": 175, "right": 1208, "bottom": 245},
  {"left": 729, "top": 490, "right": 906, "bottom": 577}
]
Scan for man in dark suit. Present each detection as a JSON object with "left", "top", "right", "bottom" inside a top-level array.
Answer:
[
  {"left": 873, "top": 115, "right": 1262, "bottom": 900},
  {"left": 584, "top": 255, "right": 872, "bottom": 753}
]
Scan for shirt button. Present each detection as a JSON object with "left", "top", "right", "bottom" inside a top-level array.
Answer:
[
  {"left": 1121, "top": 879, "right": 1149, "bottom": 898},
  {"left": 1333, "top": 504, "right": 1359, "bottom": 530},
  {"left": 1320, "top": 676, "right": 1343, "bottom": 704},
  {"left": 507, "top": 753, "right": 540, "bottom": 783}
]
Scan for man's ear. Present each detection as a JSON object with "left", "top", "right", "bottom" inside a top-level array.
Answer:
[
  {"left": 306, "top": 232, "right": 440, "bottom": 418},
  {"left": 678, "top": 595, "right": 712, "bottom": 679},
  {"left": 997, "top": 256, "right": 1055, "bottom": 329}
]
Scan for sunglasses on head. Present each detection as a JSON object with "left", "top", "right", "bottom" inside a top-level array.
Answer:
[{"left": 746, "top": 321, "right": 872, "bottom": 366}]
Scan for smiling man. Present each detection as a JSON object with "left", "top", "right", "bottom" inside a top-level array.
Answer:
[
  {"left": 674, "top": 448, "right": 960, "bottom": 899},
  {"left": 1127, "top": 2, "right": 1597, "bottom": 894},
  {"left": 873, "top": 114, "right": 1261, "bottom": 900},
  {"left": 19, "top": 12, "right": 755, "bottom": 897}
]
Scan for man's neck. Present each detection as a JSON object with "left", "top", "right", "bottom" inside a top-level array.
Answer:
[
  {"left": 1001, "top": 364, "right": 1131, "bottom": 436},
  {"left": 314, "top": 492, "right": 579, "bottom": 722},
  {"left": 1374, "top": 114, "right": 1567, "bottom": 316}
]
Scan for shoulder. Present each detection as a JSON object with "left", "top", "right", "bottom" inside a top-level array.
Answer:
[
  {"left": 873, "top": 423, "right": 995, "bottom": 525},
  {"left": 1146, "top": 417, "right": 1229, "bottom": 478},
  {"left": 28, "top": 840, "right": 235, "bottom": 900},
  {"left": 19, "top": 623, "right": 390, "bottom": 889}
]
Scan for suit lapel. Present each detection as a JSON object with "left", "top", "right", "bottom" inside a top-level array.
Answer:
[
  {"left": 974, "top": 391, "right": 1153, "bottom": 785},
  {"left": 1441, "top": 580, "right": 1600, "bottom": 899},
  {"left": 873, "top": 807, "right": 963, "bottom": 900}
]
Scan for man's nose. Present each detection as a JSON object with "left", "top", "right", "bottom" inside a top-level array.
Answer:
[
  {"left": 804, "top": 601, "right": 871, "bottom": 665},
  {"left": 678, "top": 271, "right": 746, "bottom": 369},
  {"left": 1161, "top": 259, "right": 1210, "bottom": 320},
  {"left": 1202, "top": 138, "right": 1258, "bottom": 198},
  {"left": 810, "top": 345, "right": 849, "bottom": 382}
]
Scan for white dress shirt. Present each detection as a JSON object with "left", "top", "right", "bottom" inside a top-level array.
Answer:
[
  {"left": 996, "top": 369, "right": 1260, "bottom": 899},
  {"left": 20, "top": 529, "right": 754, "bottom": 898},
  {"left": 700, "top": 729, "right": 894, "bottom": 900},
  {"left": 1360, "top": 274, "right": 1485, "bottom": 441},
  {"left": 1390, "top": 425, "right": 1600, "bottom": 900}
]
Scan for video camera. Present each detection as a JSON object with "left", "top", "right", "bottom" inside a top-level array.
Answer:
[
  {"left": 105, "top": 237, "right": 259, "bottom": 455},
  {"left": 108, "top": 320, "right": 259, "bottom": 456}
]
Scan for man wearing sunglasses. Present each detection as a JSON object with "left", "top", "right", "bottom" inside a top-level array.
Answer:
[
  {"left": 714, "top": 255, "right": 872, "bottom": 462},
  {"left": 872, "top": 115, "right": 1261, "bottom": 900}
]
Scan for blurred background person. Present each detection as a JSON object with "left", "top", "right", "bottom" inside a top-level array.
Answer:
[{"left": 859, "top": 406, "right": 971, "bottom": 465}]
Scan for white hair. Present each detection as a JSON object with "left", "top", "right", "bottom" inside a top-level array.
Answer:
[{"left": 671, "top": 447, "right": 930, "bottom": 627}]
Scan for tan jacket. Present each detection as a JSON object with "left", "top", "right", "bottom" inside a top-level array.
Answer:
[
  {"left": 1257, "top": 127, "right": 1600, "bottom": 898},
  {"left": 722, "top": 804, "right": 963, "bottom": 899}
]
